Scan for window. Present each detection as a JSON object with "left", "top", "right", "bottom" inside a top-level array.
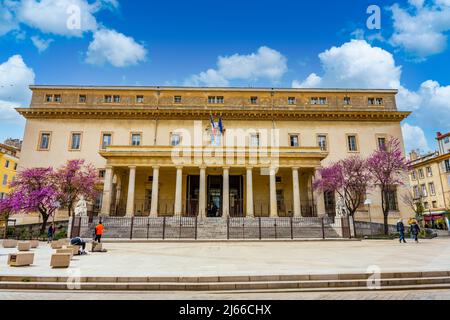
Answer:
[
  {"left": 79, "top": 95, "right": 87, "bottom": 103},
  {"left": 174, "top": 96, "right": 182, "bottom": 103},
  {"left": 54, "top": 94, "right": 61, "bottom": 102},
  {"left": 0, "top": 193, "right": 4, "bottom": 200},
  {"left": 171, "top": 133, "right": 181, "bottom": 146},
  {"left": 424, "top": 202, "right": 429, "bottom": 210},
  {"left": 136, "top": 95, "right": 144, "bottom": 103},
  {"left": 444, "top": 160, "right": 450, "bottom": 172},
  {"left": 413, "top": 186, "right": 420, "bottom": 199},
  {"left": 208, "top": 96, "right": 224, "bottom": 104},
  {"left": 250, "top": 96, "right": 258, "bottom": 104},
  {"left": 347, "top": 135, "right": 358, "bottom": 152},
  {"left": 429, "top": 182, "right": 436, "bottom": 196},
  {"left": 45, "top": 94, "right": 53, "bottom": 102},
  {"left": 39, "top": 132, "right": 51, "bottom": 150},
  {"left": 131, "top": 133, "right": 141, "bottom": 146},
  {"left": 101, "top": 133, "right": 112, "bottom": 149},
  {"left": 343, "top": 97, "right": 351, "bottom": 105},
  {"left": 113, "top": 95, "right": 121, "bottom": 103},
  {"left": 311, "top": 97, "right": 327, "bottom": 105},
  {"left": 421, "top": 184, "right": 427, "bottom": 197},
  {"left": 250, "top": 133, "right": 260, "bottom": 147},
  {"left": 288, "top": 97, "right": 296, "bottom": 105},
  {"left": 432, "top": 201, "right": 438, "bottom": 208},
  {"left": 275, "top": 177, "right": 282, "bottom": 183},
  {"left": 411, "top": 171, "right": 417, "bottom": 180},
  {"left": 290, "top": 134, "right": 299, "bottom": 147},
  {"left": 98, "top": 170, "right": 106, "bottom": 179},
  {"left": 5, "top": 160, "right": 9, "bottom": 168},
  {"left": 418, "top": 169, "right": 424, "bottom": 179},
  {"left": 104, "top": 95, "right": 112, "bottom": 103},
  {"left": 14, "top": 163, "right": 17, "bottom": 171},
  {"left": 318, "top": 135, "right": 328, "bottom": 151},
  {"left": 368, "top": 98, "right": 375, "bottom": 105},
  {"left": 319, "top": 97, "right": 327, "bottom": 105},
  {"left": 378, "top": 137, "right": 386, "bottom": 150},
  {"left": 426, "top": 167, "right": 433, "bottom": 177},
  {"left": 2, "top": 174, "right": 7, "bottom": 186},
  {"left": 375, "top": 98, "right": 383, "bottom": 105},
  {"left": 70, "top": 133, "right": 81, "bottom": 150},
  {"left": 384, "top": 187, "right": 399, "bottom": 211},
  {"left": 445, "top": 137, "right": 450, "bottom": 143},
  {"left": 310, "top": 97, "right": 319, "bottom": 105}
]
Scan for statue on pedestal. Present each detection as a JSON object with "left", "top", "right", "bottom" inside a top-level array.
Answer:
[
  {"left": 335, "top": 195, "right": 349, "bottom": 218},
  {"left": 74, "top": 196, "right": 88, "bottom": 216}
]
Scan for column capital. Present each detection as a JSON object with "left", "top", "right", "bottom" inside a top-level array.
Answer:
[
  {"left": 128, "top": 166, "right": 137, "bottom": 170},
  {"left": 199, "top": 165, "right": 207, "bottom": 170},
  {"left": 105, "top": 165, "right": 114, "bottom": 170},
  {"left": 152, "top": 165, "right": 160, "bottom": 170},
  {"left": 246, "top": 166, "right": 254, "bottom": 170},
  {"left": 176, "top": 166, "right": 184, "bottom": 170},
  {"left": 222, "top": 166, "right": 230, "bottom": 170},
  {"left": 292, "top": 167, "right": 300, "bottom": 171}
]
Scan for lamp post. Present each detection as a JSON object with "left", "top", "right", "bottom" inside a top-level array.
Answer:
[{"left": 364, "top": 199, "right": 373, "bottom": 237}]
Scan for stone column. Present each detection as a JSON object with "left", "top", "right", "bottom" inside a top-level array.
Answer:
[
  {"left": 150, "top": 166, "right": 160, "bottom": 217},
  {"left": 292, "top": 167, "right": 301, "bottom": 217},
  {"left": 269, "top": 168, "right": 278, "bottom": 217},
  {"left": 125, "top": 166, "right": 136, "bottom": 217},
  {"left": 100, "top": 166, "right": 113, "bottom": 216},
  {"left": 199, "top": 166, "right": 207, "bottom": 218},
  {"left": 222, "top": 167, "right": 230, "bottom": 218},
  {"left": 174, "top": 166, "right": 183, "bottom": 216},
  {"left": 246, "top": 167, "right": 254, "bottom": 217},
  {"left": 115, "top": 174, "right": 122, "bottom": 210}
]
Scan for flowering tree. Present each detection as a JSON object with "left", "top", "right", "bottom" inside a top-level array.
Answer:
[
  {"left": 313, "top": 156, "right": 371, "bottom": 218},
  {"left": 367, "top": 137, "right": 409, "bottom": 234},
  {"left": 0, "top": 168, "right": 60, "bottom": 233},
  {"left": 54, "top": 159, "right": 101, "bottom": 217}
]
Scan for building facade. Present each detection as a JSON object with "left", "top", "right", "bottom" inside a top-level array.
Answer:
[
  {"left": 0, "top": 143, "right": 19, "bottom": 200},
  {"left": 17, "top": 86, "right": 411, "bottom": 223},
  {"left": 408, "top": 133, "right": 450, "bottom": 225}
]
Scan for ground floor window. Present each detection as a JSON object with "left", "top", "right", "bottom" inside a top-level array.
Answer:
[{"left": 384, "top": 186, "right": 399, "bottom": 211}]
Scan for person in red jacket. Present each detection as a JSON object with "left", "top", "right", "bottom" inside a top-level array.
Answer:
[{"left": 94, "top": 221, "right": 104, "bottom": 243}]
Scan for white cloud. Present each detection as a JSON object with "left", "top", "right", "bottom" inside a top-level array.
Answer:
[
  {"left": 389, "top": 0, "right": 450, "bottom": 59},
  {"left": 292, "top": 73, "right": 322, "bottom": 88},
  {"left": 185, "top": 46, "right": 287, "bottom": 87},
  {"left": 0, "top": 55, "right": 35, "bottom": 122},
  {"left": 402, "top": 123, "right": 430, "bottom": 152},
  {"left": 31, "top": 35, "right": 54, "bottom": 53},
  {"left": 85, "top": 28, "right": 147, "bottom": 67},
  {"left": 0, "top": 3, "right": 18, "bottom": 36}
]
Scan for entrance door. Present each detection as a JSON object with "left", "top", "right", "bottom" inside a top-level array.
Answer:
[
  {"left": 186, "top": 175, "right": 199, "bottom": 217},
  {"left": 229, "top": 176, "right": 244, "bottom": 217},
  {"left": 207, "top": 176, "right": 223, "bottom": 217}
]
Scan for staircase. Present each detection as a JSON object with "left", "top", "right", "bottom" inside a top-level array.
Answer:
[
  {"left": 197, "top": 218, "right": 228, "bottom": 239},
  {"left": 2, "top": 271, "right": 450, "bottom": 292}
]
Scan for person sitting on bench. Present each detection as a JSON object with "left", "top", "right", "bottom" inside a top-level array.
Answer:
[{"left": 70, "top": 237, "right": 87, "bottom": 255}]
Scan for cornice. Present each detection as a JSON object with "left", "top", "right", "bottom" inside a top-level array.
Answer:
[{"left": 16, "top": 107, "right": 411, "bottom": 122}]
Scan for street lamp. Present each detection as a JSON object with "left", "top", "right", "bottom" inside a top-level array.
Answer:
[{"left": 364, "top": 199, "right": 373, "bottom": 237}]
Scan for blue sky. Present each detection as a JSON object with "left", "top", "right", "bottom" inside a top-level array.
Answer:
[{"left": 0, "top": 0, "right": 449, "bottom": 153}]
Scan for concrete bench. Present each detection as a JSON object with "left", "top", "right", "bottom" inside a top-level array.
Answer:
[
  {"left": 30, "top": 240, "right": 40, "bottom": 248},
  {"left": 91, "top": 242, "right": 103, "bottom": 252},
  {"left": 8, "top": 252, "right": 34, "bottom": 267},
  {"left": 56, "top": 249, "right": 74, "bottom": 259},
  {"left": 66, "top": 245, "right": 81, "bottom": 256},
  {"left": 18, "top": 241, "right": 31, "bottom": 252},
  {"left": 51, "top": 241, "right": 63, "bottom": 249},
  {"left": 2, "top": 239, "right": 18, "bottom": 248},
  {"left": 50, "top": 253, "right": 71, "bottom": 268}
]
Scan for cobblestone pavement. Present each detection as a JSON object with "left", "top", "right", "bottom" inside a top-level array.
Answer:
[{"left": 1, "top": 289, "right": 450, "bottom": 300}]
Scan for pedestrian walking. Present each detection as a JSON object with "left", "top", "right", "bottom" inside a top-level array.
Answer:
[
  {"left": 47, "top": 223, "right": 55, "bottom": 243},
  {"left": 410, "top": 221, "right": 421, "bottom": 243},
  {"left": 94, "top": 221, "right": 104, "bottom": 243},
  {"left": 396, "top": 219, "right": 407, "bottom": 243}
]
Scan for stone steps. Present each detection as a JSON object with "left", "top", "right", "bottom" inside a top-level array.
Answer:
[{"left": 2, "top": 271, "right": 450, "bottom": 292}]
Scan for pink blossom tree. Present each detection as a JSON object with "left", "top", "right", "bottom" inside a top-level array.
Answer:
[
  {"left": 54, "top": 159, "right": 101, "bottom": 217},
  {"left": 0, "top": 168, "right": 60, "bottom": 233},
  {"left": 367, "top": 137, "right": 409, "bottom": 234},
  {"left": 313, "top": 156, "right": 372, "bottom": 218}
]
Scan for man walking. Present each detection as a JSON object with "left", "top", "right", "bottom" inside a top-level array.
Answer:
[
  {"left": 94, "top": 221, "right": 104, "bottom": 243},
  {"left": 396, "top": 219, "right": 407, "bottom": 243}
]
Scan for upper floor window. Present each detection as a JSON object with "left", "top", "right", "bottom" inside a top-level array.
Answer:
[
  {"left": 250, "top": 133, "right": 260, "bottom": 147},
  {"left": 368, "top": 97, "right": 384, "bottom": 106},
  {"left": 2, "top": 174, "right": 7, "bottom": 186},
  {"left": 171, "top": 133, "right": 182, "bottom": 146},
  {"left": 378, "top": 137, "right": 386, "bottom": 150},
  {"left": 70, "top": 133, "right": 82, "bottom": 151},
  {"left": 14, "top": 163, "right": 17, "bottom": 171},
  {"left": 38, "top": 132, "right": 51, "bottom": 150},
  {"left": 421, "top": 184, "right": 428, "bottom": 197},
  {"left": 445, "top": 137, "right": 450, "bottom": 143},
  {"left": 418, "top": 169, "right": 424, "bottom": 179},
  {"left": 290, "top": 134, "right": 299, "bottom": 147},
  {"left": 136, "top": 95, "right": 144, "bottom": 103},
  {"left": 54, "top": 94, "right": 61, "bottom": 102},
  {"left": 131, "top": 133, "right": 142, "bottom": 146},
  {"left": 444, "top": 159, "right": 450, "bottom": 172},
  {"left": 310, "top": 97, "right": 327, "bottom": 105},
  {"left": 101, "top": 133, "right": 112, "bottom": 149},
  {"left": 5, "top": 160, "right": 9, "bottom": 168},
  {"left": 104, "top": 95, "right": 112, "bottom": 103},
  {"left": 113, "top": 95, "right": 121, "bottom": 103},
  {"left": 384, "top": 186, "right": 399, "bottom": 211},
  {"left": 318, "top": 135, "right": 328, "bottom": 151},
  {"left": 45, "top": 94, "right": 53, "bottom": 102},
  {"left": 429, "top": 182, "right": 436, "bottom": 196},
  {"left": 45, "top": 94, "right": 61, "bottom": 103},
  {"left": 79, "top": 95, "right": 87, "bottom": 103},
  {"left": 411, "top": 171, "right": 417, "bottom": 180},
  {"left": 426, "top": 166, "right": 433, "bottom": 177},
  {"left": 343, "top": 97, "right": 351, "bottom": 105},
  {"left": 347, "top": 135, "right": 358, "bottom": 152},
  {"left": 250, "top": 96, "right": 258, "bottom": 104},
  {"left": 174, "top": 96, "right": 182, "bottom": 103},
  {"left": 413, "top": 185, "right": 420, "bottom": 199},
  {"left": 288, "top": 97, "right": 296, "bottom": 105},
  {"left": 98, "top": 170, "right": 106, "bottom": 179},
  {"left": 208, "top": 96, "right": 224, "bottom": 104}
]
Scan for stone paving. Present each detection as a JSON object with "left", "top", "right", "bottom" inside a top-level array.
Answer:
[{"left": 1, "top": 238, "right": 450, "bottom": 277}]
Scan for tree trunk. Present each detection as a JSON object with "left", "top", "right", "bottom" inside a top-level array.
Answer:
[
  {"left": 40, "top": 213, "right": 49, "bottom": 234},
  {"left": 383, "top": 212, "right": 389, "bottom": 235}
]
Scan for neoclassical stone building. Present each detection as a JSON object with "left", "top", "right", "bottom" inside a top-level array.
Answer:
[{"left": 17, "top": 86, "right": 411, "bottom": 223}]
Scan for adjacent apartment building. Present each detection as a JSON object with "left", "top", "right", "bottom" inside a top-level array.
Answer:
[
  {"left": 408, "top": 132, "right": 450, "bottom": 225},
  {"left": 0, "top": 143, "right": 19, "bottom": 200},
  {"left": 17, "top": 86, "right": 411, "bottom": 224}
]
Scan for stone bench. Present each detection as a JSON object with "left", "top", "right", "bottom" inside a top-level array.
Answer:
[
  {"left": 56, "top": 249, "right": 74, "bottom": 259},
  {"left": 50, "top": 253, "right": 71, "bottom": 268},
  {"left": 18, "top": 241, "right": 31, "bottom": 252},
  {"left": 8, "top": 252, "right": 34, "bottom": 267},
  {"left": 30, "top": 240, "right": 40, "bottom": 248},
  {"left": 51, "top": 241, "right": 63, "bottom": 249},
  {"left": 66, "top": 245, "right": 81, "bottom": 256},
  {"left": 2, "top": 239, "right": 18, "bottom": 248},
  {"left": 91, "top": 242, "right": 103, "bottom": 252}
]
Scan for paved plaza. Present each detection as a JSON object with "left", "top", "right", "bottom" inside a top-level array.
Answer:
[{"left": 1, "top": 238, "right": 450, "bottom": 278}]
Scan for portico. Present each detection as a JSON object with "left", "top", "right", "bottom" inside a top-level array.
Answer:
[{"left": 99, "top": 146, "right": 327, "bottom": 218}]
